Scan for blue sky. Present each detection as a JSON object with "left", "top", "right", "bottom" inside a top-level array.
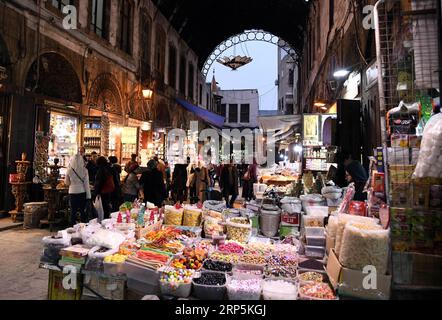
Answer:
[{"left": 206, "top": 41, "right": 278, "bottom": 111}]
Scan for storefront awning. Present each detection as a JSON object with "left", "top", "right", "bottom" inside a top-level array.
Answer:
[{"left": 176, "top": 98, "right": 225, "bottom": 128}]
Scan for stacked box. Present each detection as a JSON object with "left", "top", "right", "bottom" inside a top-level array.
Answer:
[{"left": 390, "top": 207, "right": 413, "bottom": 252}]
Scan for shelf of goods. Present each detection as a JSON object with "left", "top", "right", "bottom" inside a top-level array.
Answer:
[{"left": 83, "top": 121, "right": 102, "bottom": 154}]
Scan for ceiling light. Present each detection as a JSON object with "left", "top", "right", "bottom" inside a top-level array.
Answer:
[{"left": 333, "top": 69, "right": 351, "bottom": 79}]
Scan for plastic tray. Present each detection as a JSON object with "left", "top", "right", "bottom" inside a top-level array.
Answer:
[
  {"left": 159, "top": 280, "right": 192, "bottom": 298},
  {"left": 123, "top": 261, "right": 160, "bottom": 286},
  {"left": 306, "top": 236, "right": 326, "bottom": 247},
  {"left": 305, "top": 227, "right": 325, "bottom": 237},
  {"left": 127, "top": 278, "right": 160, "bottom": 296},
  {"left": 303, "top": 215, "right": 325, "bottom": 228},
  {"left": 104, "top": 262, "right": 126, "bottom": 275},
  {"left": 304, "top": 246, "right": 325, "bottom": 259},
  {"left": 192, "top": 272, "right": 227, "bottom": 300}
]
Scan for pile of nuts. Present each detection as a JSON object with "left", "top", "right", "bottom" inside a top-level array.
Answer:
[
  {"left": 239, "top": 254, "right": 266, "bottom": 265},
  {"left": 226, "top": 218, "right": 252, "bottom": 243}
]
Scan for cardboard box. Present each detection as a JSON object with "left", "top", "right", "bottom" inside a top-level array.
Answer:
[
  {"left": 326, "top": 235, "right": 335, "bottom": 255},
  {"left": 326, "top": 249, "right": 391, "bottom": 300}
]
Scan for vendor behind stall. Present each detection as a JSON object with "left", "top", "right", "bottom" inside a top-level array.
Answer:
[{"left": 343, "top": 153, "right": 368, "bottom": 201}]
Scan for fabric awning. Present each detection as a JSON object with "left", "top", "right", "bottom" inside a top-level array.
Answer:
[{"left": 176, "top": 98, "right": 225, "bottom": 128}]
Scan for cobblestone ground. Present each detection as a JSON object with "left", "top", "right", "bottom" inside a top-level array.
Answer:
[{"left": 0, "top": 228, "right": 51, "bottom": 300}]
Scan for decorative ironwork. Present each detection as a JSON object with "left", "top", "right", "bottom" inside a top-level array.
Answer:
[
  {"left": 88, "top": 73, "right": 124, "bottom": 115},
  {"left": 202, "top": 29, "right": 299, "bottom": 77}
]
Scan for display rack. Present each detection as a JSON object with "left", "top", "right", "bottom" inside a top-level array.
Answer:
[{"left": 121, "top": 127, "right": 138, "bottom": 162}]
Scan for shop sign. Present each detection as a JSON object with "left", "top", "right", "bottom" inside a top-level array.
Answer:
[
  {"left": 303, "top": 114, "right": 320, "bottom": 145},
  {"left": 365, "top": 63, "right": 378, "bottom": 89}
]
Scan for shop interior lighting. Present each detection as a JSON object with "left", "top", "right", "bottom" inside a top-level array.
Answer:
[{"left": 294, "top": 145, "right": 303, "bottom": 153}]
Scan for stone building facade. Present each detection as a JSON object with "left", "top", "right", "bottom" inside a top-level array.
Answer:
[{"left": 0, "top": 0, "right": 212, "bottom": 212}]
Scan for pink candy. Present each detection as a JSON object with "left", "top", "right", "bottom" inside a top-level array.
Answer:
[{"left": 218, "top": 242, "right": 245, "bottom": 254}]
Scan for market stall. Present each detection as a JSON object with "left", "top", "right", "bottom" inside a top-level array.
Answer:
[{"left": 38, "top": 169, "right": 392, "bottom": 301}]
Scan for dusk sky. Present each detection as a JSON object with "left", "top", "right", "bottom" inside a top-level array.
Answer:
[{"left": 206, "top": 40, "right": 278, "bottom": 111}]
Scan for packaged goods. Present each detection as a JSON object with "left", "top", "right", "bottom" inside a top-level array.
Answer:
[
  {"left": 183, "top": 206, "right": 202, "bottom": 227},
  {"left": 265, "top": 265, "right": 298, "bottom": 279},
  {"left": 226, "top": 217, "right": 252, "bottom": 243},
  {"left": 203, "top": 200, "right": 226, "bottom": 213},
  {"left": 164, "top": 206, "right": 184, "bottom": 226},
  {"left": 408, "top": 135, "right": 422, "bottom": 148},
  {"left": 262, "top": 279, "right": 297, "bottom": 300},
  {"left": 413, "top": 113, "right": 442, "bottom": 178},
  {"left": 299, "top": 283, "right": 337, "bottom": 300},
  {"left": 204, "top": 216, "right": 224, "bottom": 237},
  {"left": 303, "top": 215, "right": 325, "bottom": 227},
  {"left": 412, "top": 183, "right": 430, "bottom": 209},
  {"left": 334, "top": 214, "right": 379, "bottom": 257},
  {"left": 348, "top": 201, "right": 367, "bottom": 216},
  {"left": 338, "top": 185, "right": 356, "bottom": 213},
  {"left": 339, "top": 222, "right": 389, "bottom": 274},
  {"left": 86, "top": 229, "right": 126, "bottom": 250},
  {"left": 387, "top": 147, "right": 410, "bottom": 165},
  {"left": 227, "top": 277, "right": 262, "bottom": 300},
  {"left": 327, "top": 215, "right": 338, "bottom": 238},
  {"left": 391, "top": 134, "right": 409, "bottom": 148},
  {"left": 159, "top": 268, "right": 194, "bottom": 298}
]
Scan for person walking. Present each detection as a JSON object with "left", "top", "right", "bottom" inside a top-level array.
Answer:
[
  {"left": 220, "top": 159, "right": 239, "bottom": 208},
  {"left": 192, "top": 161, "right": 210, "bottom": 203},
  {"left": 165, "top": 161, "right": 171, "bottom": 199},
  {"left": 122, "top": 163, "right": 141, "bottom": 203},
  {"left": 109, "top": 156, "right": 122, "bottom": 211},
  {"left": 140, "top": 159, "right": 167, "bottom": 208},
  {"left": 86, "top": 151, "right": 98, "bottom": 184},
  {"left": 94, "top": 157, "right": 115, "bottom": 219},
  {"left": 65, "top": 154, "right": 91, "bottom": 226},
  {"left": 171, "top": 163, "right": 188, "bottom": 204},
  {"left": 242, "top": 158, "right": 258, "bottom": 201},
  {"left": 124, "top": 154, "right": 138, "bottom": 173}
]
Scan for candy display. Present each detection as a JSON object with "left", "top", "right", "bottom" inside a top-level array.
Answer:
[
  {"left": 227, "top": 278, "right": 262, "bottom": 300},
  {"left": 193, "top": 272, "right": 226, "bottom": 286},
  {"left": 239, "top": 254, "right": 266, "bottom": 266},
  {"left": 104, "top": 254, "right": 128, "bottom": 264},
  {"left": 203, "top": 260, "right": 233, "bottom": 272},
  {"left": 298, "top": 271, "right": 324, "bottom": 284},
  {"left": 299, "top": 283, "right": 336, "bottom": 300},
  {"left": 204, "top": 216, "right": 224, "bottom": 237},
  {"left": 218, "top": 241, "right": 245, "bottom": 254},
  {"left": 171, "top": 256, "right": 203, "bottom": 270},
  {"left": 265, "top": 265, "right": 298, "bottom": 279},
  {"left": 262, "top": 279, "right": 298, "bottom": 300},
  {"left": 210, "top": 251, "right": 240, "bottom": 264}
]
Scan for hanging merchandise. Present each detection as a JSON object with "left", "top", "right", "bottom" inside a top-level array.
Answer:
[
  {"left": 386, "top": 101, "right": 420, "bottom": 137},
  {"left": 413, "top": 113, "right": 442, "bottom": 179}
]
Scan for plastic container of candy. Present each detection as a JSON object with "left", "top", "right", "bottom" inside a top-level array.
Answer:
[
  {"left": 226, "top": 276, "right": 263, "bottom": 300},
  {"left": 192, "top": 271, "right": 227, "bottom": 300}
]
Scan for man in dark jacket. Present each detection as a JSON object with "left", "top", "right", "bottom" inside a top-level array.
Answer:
[
  {"left": 109, "top": 156, "right": 122, "bottom": 211},
  {"left": 220, "top": 159, "right": 239, "bottom": 208},
  {"left": 344, "top": 153, "right": 368, "bottom": 201},
  {"left": 171, "top": 164, "right": 188, "bottom": 204},
  {"left": 86, "top": 151, "right": 98, "bottom": 184},
  {"left": 140, "top": 160, "right": 167, "bottom": 208}
]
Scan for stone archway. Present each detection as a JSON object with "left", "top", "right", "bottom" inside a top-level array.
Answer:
[
  {"left": 88, "top": 73, "right": 123, "bottom": 115},
  {"left": 25, "top": 52, "right": 82, "bottom": 103}
]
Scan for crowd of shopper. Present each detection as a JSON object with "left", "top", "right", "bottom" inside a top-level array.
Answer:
[{"left": 65, "top": 147, "right": 260, "bottom": 226}]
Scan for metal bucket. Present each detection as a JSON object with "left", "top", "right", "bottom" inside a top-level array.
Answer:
[{"left": 259, "top": 206, "right": 281, "bottom": 237}]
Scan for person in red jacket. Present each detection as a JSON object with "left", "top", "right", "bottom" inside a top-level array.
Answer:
[{"left": 94, "top": 157, "right": 115, "bottom": 219}]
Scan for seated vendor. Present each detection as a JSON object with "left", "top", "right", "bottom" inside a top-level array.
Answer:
[{"left": 344, "top": 154, "right": 368, "bottom": 201}]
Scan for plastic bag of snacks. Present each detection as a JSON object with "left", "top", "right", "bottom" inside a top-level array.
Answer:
[
  {"left": 413, "top": 113, "right": 442, "bottom": 179},
  {"left": 334, "top": 214, "right": 379, "bottom": 257},
  {"left": 164, "top": 205, "right": 184, "bottom": 226},
  {"left": 339, "top": 222, "right": 389, "bottom": 275},
  {"left": 226, "top": 217, "right": 252, "bottom": 243},
  {"left": 183, "top": 205, "right": 202, "bottom": 227},
  {"left": 204, "top": 216, "right": 224, "bottom": 237}
]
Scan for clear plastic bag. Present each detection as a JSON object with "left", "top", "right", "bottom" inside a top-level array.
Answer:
[
  {"left": 164, "top": 206, "right": 184, "bottom": 226},
  {"left": 339, "top": 222, "right": 389, "bottom": 275}
]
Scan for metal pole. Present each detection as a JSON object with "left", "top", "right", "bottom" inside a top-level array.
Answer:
[{"left": 374, "top": 0, "right": 387, "bottom": 147}]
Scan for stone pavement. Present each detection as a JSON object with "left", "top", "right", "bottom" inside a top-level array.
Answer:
[
  {"left": 0, "top": 217, "right": 23, "bottom": 232},
  {"left": 0, "top": 228, "right": 52, "bottom": 300}
]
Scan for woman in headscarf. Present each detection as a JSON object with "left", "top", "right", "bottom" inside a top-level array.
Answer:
[
  {"left": 122, "top": 163, "right": 141, "bottom": 203},
  {"left": 344, "top": 153, "right": 369, "bottom": 201},
  {"left": 140, "top": 159, "right": 167, "bottom": 208},
  {"left": 65, "top": 153, "right": 91, "bottom": 226}
]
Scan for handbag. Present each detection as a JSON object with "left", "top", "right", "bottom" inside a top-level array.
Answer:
[
  {"left": 93, "top": 195, "right": 104, "bottom": 222},
  {"left": 243, "top": 170, "right": 250, "bottom": 181}
]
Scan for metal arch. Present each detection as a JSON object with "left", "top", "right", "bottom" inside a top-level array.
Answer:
[{"left": 202, "top": 29, "right": 300, "bottom": 77}]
